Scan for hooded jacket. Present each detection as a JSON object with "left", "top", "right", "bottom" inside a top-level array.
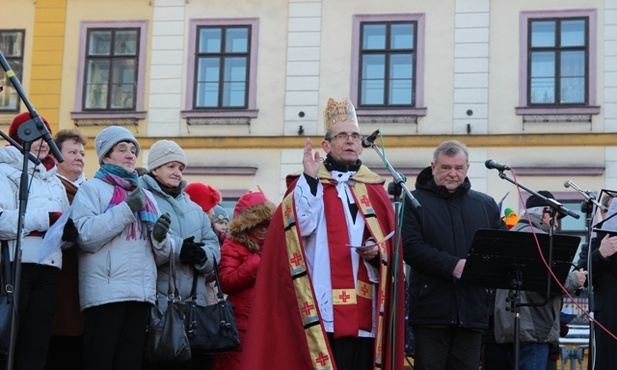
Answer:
[
  {"left": 218, "top": 192, "right": 276, "bottom": 329},
  {"left": 494, "top": 212, "right": 580, "bottom": 344},
  {"left": 402, "top": 166, "right": 506, "bottom": 330}
]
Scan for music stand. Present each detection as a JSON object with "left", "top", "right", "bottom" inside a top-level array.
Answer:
[
  {"left": 461, "top": 229, "right": 580, "bottom": 294},
  {"left": 460, "top": 228, "right": 580, "bottom": 369}
]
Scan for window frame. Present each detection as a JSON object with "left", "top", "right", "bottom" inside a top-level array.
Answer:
[
  {"left": 182, "top": 18, "right": 259, "bottom": 121},
  {"left": 82, "top": 27, "right": 140, "bottom": 111},
  {"left": 71, "top": 21, "right": 148, "bottom": 122},
  {"left": 0, "top": 29, "right": 25, "bottom": 113},
  {"left": 517, "top": 9, "right": 599, "bottom": 116},
  {"left": 527, "top": 17, "right": 588, "bottom": 107},
  {"left": 351, "top": 14, "right": 426, "bottom": 119}
]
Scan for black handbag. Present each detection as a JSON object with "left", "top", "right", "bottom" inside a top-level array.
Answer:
[
  {"left": 184, "top": 263, "right": 240, "bottom": 353},
  {"left": 144, "top": 254, "right": 192, "bottom": 363},
  {"left": 0, "top": 240, "right": 13, "bottom": 360}
]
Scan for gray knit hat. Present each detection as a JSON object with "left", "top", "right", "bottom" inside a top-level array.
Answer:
[
  {"left": 212, "top": 205, "right": 230, "bottom": 222},
  {"left": 148, "top": 140, "right": 187, "bottom": 170},
  {"left": 95, "top": 126, "right": 140, "bottom": 164}
]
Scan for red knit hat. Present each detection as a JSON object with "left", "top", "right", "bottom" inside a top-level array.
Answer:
[
  {"left": 185, "top": 183, "right": 221, "bottom": 212},
  {"left": 233, "top": 191, "right": 270, "bottom": 218},
  {"left": 9, "top": 112, "right": 52, "bottom": 145}
]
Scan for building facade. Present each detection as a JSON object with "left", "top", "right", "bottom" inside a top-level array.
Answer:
[{"left": 2, "top": 0, "right": 617, "bottom": 244}]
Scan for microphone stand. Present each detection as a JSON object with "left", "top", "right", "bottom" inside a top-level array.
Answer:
[
  {"left": 579, "top": 198, "right": 597, "bottom": 369},
  {"left": 491, "top": 169, "right": 579, "bottom": 370},
  {"left": 363, "top": 140, "right": 420, "bottom": 368},
  {"left": 0, "top": 50, "right": 64, "bottom": 370}
]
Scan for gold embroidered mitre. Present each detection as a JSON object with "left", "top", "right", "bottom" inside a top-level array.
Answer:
[{"left": 323, "top": 97, "right": 359, "bottom": 131}]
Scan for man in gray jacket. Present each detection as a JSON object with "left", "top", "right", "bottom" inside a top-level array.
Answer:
[{"left": 493, "top": 191, "right": 586, "bottom": 370}]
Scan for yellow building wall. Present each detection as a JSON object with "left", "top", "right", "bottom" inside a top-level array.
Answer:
[{"left": 30, "top": 0, "right": 67, "bottom": 133}]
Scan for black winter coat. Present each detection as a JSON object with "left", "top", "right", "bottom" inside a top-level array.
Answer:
[{"left": 402, "top": 166, "right": 506, "bottom": 330}]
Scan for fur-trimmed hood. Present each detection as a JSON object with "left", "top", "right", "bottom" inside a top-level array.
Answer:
[{"left": 228, "top": 192, "right": 276, "bottom": 252}]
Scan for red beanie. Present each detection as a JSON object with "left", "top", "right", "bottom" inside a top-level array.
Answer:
[
  {"left": 233, "top": 191, "right": 270, "bottom": 218},
  {"left": 9, "top": 112, "right": 52, "bottom": 145},
  {"left": 185, "top": 183, "right": 221, "bottom": 212}
]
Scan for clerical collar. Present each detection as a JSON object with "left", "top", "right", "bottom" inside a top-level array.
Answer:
[{"left": 323, "top": 154, "right": 361, "bottom": 173}]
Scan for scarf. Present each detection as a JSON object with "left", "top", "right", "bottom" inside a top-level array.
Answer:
[
  {"left": 94, "top": 164, "right": 158, "bottom": 240},
  {"left": 147, "top": 173, "right": 182, "bottom": 198}
]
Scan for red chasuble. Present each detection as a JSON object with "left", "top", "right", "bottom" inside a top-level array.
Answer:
[{"left": 239, "top": 164, "right": 405, "bottom": 370}]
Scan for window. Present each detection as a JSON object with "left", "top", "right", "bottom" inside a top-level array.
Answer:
[
  {"left": 516, "top": 10, "right": 598, "bottom": 118},
  {"left": 194, "top": 26, "right": 250, "bottom": 109},
  {"left": 359, "top": 21, "right": 416, "bottom": 107},
  {"left": 83, "top": 28, "right": 139, "bottom": 110},
  {"left": 0, "top": 30, "right": 25, "bottom": 112},
  {"left": 351, "top": 14, "right": 426, "bottom": 122},
  {"left": 183, "top": 19, "right": 259, "bottom": 124},
  {"left": 528, "top": 18, "right": 587, "bottom": 106},
  {"left": 72, "top": 21, "right": 147, "bottom": 125}
]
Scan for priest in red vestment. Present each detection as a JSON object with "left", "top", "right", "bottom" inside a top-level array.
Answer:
[{"left": 240, "top": 98, "right": 405, "bottom": 370}]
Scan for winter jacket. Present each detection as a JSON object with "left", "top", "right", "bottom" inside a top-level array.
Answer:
[
  {"left": 139, "top": 175, "right": 220, "bottom": 307},
  {"left": 71, "top": 177, "right": 172, "bottom": 310},
  {"left": 218, "top": 192, "right": 275, "bottom": 330},
  {"left": 494, "top": 213, "right": 580, "bottom": 344},
  {"left": 218, "top": 237, "right": 260, "bottom": 331},
  {"left": 0, "top": 146, "right": 68, "bottom": 267},
  {"left": 402, "top": 166, "right": 506, "bottom": 330}
]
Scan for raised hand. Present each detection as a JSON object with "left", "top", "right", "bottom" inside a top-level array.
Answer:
[{"left": 302, "top": 138, "right": 321, "bottom": 178}]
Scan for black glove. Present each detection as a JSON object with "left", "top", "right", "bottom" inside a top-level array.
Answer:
[
  {"left": 152, "top": 213, "right": 171, "bottom": 242},
  {"left": 125, "top": 187, "right": 145, "bottom": 213},
  {"left": 61, "top": 218, "right": 78, "bottom": 243},
  {"left": 179, "top": 236, "right": 206, "bottom": 264}
]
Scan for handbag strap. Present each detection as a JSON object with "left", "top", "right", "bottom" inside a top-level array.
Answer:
[
  {"left": 0, "top": 240, "right": 12, "bottom": 297},
  {"left": 190, "top": 262, "right": 225, "bottom": 302},
  {"left": 167, "top": 250, "right": 180, "bottom": 303}
]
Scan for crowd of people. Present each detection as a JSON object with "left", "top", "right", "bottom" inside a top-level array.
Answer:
[{"left": 0, "top": 99, "right": 615, "bottom": 370}]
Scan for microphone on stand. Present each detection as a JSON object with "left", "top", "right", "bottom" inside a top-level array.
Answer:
[
  {"left": 564, "top": 180, "right": 607, "bottom": 212},
  {"left": 485, "top": 159, "right": 511, "bottom": 171},
  {"left": 361, "top": 129, "right": 381, "bottom": 148}
]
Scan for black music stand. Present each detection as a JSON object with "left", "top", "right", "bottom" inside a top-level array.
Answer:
[{"left": 460, "top": 228, "right": 580, "bottom": 369}]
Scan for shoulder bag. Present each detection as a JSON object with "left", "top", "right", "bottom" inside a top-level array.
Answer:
[
  {"left": 184, "top": 262, "right": 240, "bottom": 353},
  {"left": 144, "top": 253, "right": 192, "bottom": 363}
]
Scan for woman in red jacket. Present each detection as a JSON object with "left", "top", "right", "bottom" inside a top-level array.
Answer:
[{"left": 212, "top": 191, "right": 275, "bottom": 370}]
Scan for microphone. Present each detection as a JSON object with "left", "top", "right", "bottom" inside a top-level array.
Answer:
[
  {"left": 361, "top": 129, "right": 381, "bottom": 148},
  {"left": 485, "top": 159, "right": 511, "bottom": 171},
  {"left": 564, "top": 180, "right": 607, "bottom": 212}
]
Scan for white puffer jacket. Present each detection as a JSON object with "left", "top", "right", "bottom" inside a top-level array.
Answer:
[
  {"left": 0, "top": 146, "right": 68, "bottom": 267},
  {"left": 71, "top": 177, "right": 172, "bottom": 310}
]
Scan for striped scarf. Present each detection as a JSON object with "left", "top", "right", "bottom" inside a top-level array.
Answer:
[{"left": 94, "top": 164, "right": 158, "bottom": 240}]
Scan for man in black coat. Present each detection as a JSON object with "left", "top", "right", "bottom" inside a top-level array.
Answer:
[
  {"left": 402, "top": 140, "right": 507, "bottom": 370},
  {"left": 577, "top": 193, "right": 617, "bottom": 370}
]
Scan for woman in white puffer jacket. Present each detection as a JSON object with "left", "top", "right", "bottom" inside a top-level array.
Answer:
[{"left": 0, "top": 113, "right": 69, "bottom": 370}]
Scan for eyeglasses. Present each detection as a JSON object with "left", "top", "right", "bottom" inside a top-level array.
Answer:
[{"left": 330, "top": 133, "right": 363, "bottom": 142}]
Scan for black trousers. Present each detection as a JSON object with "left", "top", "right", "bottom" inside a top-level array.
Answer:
[
  {"left": 412, "top": 326, "right": 483, "bottom": 370},
  {"left": 326, "top": 333, "right": 374, "bottom": 370},
  {"left": 0, "top": 264, "right": 60, "bottom": 370},
  {"left": 83, "top": 301, "right": 149, "bottom": 370}
]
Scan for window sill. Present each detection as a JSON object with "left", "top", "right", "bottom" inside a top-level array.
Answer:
[
  {"left": 70, "top": 111, "right": 146, "bottom": 127},
  {"left": 181, "top": 109, "right": 258, "bottom": 125},
  {"left": 515, "top": 106, "right": 600, "bottom": 124}
]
